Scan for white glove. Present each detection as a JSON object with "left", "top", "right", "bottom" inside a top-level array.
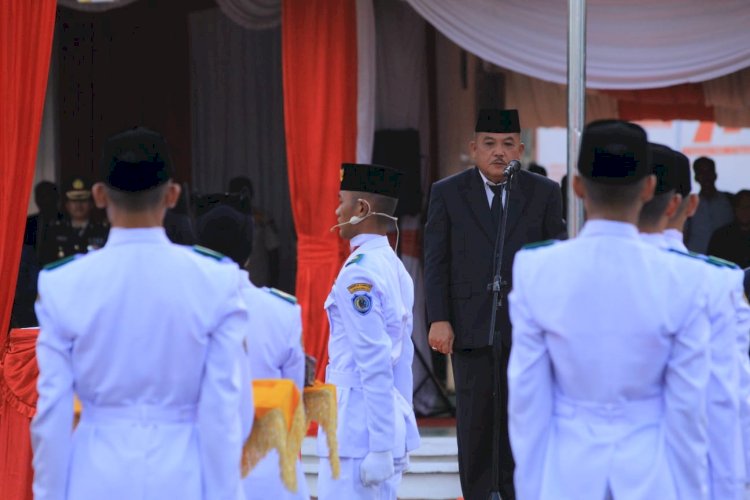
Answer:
[
  {"left": 360, "top": 450, "right": 395, "bottom": 486},
  {"left": 393, "top": 454, "right": 410, "bottom": 474}
]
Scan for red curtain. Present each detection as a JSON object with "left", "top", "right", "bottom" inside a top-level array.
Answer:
[
  {"left": 0, "top": 329, "right": 40, "bottom": 500},
  {"left": 282, "top": 0, "right": 358, "bottom": 380},
  {"left": 0, "top": 1, "right": 56, "bottom": 348},
  {"left": 0, "top": 2, "right": 57, "bottom": 498}
]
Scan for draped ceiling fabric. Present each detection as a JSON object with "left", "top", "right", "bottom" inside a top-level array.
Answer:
[
  {"left": 216, "top": 0, "right": 281, "bottom": 30},
  {"left": 282, "top": 0, "right": 360, "bottom": 380},
  {"left": 405, "top": 0, "right": 750, "bottom": 90},
  {"left": 704, "top": 67, "right": 750, "bottom": 128},
  {"left": 57, "top": 0, "right": 140, "bottom": 12},
  {"left": 504, "top": 65, "right": 750, "bottom": 128},
  {"left": 0, "top": 3, "right": 56, "bottom": 498}
]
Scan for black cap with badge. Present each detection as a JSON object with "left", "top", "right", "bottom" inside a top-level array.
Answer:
[
  {"left": 340, "top": 163, "right": 402, "bottom": 199},
  {"left": 100, "top": 126, "right": 174, "bottom": 192},
  {"left": 475, "top": 108, "right": 521, "bottom": 133},
  {"left": 577, "top": 120, "right": 651, "bottom": 185},
  {"left": 64, "top": 177, "right": 92, "bottom": 200}
]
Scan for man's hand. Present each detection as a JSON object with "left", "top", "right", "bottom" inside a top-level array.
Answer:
[
  {"left": 428, "top": 321, "right": 454, "bottom": 354},
  {"left": 360, "top": 450, "right": 394, "bottom": 486}
]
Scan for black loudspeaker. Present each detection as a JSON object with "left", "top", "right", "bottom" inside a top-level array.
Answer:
[{"left": 372, "top": 129, "right": 422, "bottom": 216}]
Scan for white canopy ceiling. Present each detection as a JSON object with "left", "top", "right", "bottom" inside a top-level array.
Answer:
[{"left": 405, "top": 0, "right": 750, "bottom": 89}]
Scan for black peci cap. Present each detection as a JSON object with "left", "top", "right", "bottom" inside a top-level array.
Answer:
[
  {"left": 649, "top": 143, "right": 679, "bottom": 195},
  {"left": 577, "top": 120, "right": 651, "bottom": 185},
  {"left": 340, "top": 163, "right": 402, "bottom": 198},
  {"left": 100, "top": 126, "right": 174, "bottom": 192},
  {"left": 196, "top": 203, "right": 254, "bottom": 266},
  {"left": 672, "top": 150, "right": 692, "bottom": 197},
  {"left": 475, "top": 108, "right": 520, "bottom": 133}
]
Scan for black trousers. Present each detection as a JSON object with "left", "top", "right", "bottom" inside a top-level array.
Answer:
[{"left": 452, "top": 344, "right": 515, "bottom": 500}]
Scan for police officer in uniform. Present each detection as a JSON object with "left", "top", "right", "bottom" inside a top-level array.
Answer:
[
  {"left": 40, "top": 177, "right": 109, "bottom": 265},
  {"left": 318, "top": 163, "right": 420, "bottom": 500},
  {"left": 508, "top": 120, "right": 711, "bottom": 500},
  {"left": 32, "top": 127, "right": 249, "bottom": 500},
  {"left": 197, "top": 202, "right": 310, "bottom": 500}
]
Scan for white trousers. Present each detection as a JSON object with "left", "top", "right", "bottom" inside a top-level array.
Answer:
[
  {"left": 318, "top": 457, "right": 401, "bottom": 500},
  {"left": 243, "top": 450, "right": 309, "bottom": 500}
]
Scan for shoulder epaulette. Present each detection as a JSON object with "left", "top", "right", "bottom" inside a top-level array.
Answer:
[
  {"left": 344, "top": 254, "right": 364, "bottom": 267},
  {"left": 266, "top": 287, "right": 298, "bottom": 304},
  {"left": 667, "top": 248, "right": 739, "bottom": 269},
  {"left": 42, "top": 255, "right": 77, "bottom": 271},
  {"left": 192, "top": 245, "right": 225, "bottom": 261},
  {"left": 705, "top": 254, "right": 740, "bottom": 269},
  {"left": 522, "top": 239, "right": 557, "bottom": 250}
]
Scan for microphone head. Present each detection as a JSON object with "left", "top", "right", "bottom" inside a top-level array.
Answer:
[{"left": 504, "top": 160, "right": 522, "bottom": 176}]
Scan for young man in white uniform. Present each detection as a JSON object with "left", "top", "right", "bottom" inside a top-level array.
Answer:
[
  {"left": 32, "top": 127, "right": 249, "bottom": 500},
  {"left": 638, "top": 143, "right": 746, "bottom": 499},
  {"left": 197, "top": 202, "right": 310, "bottom": 499},
  {"left": 318, "top": 163, "right": 420, "bottom": 500},
  {"left": 661, "top": 150, "right": 750, "bottom": 498},
  {"left": 508, "top": 120, "right": 711, "bottom": 500}
]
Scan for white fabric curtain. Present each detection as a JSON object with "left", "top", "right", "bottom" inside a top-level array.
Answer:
[
  {"left": 189, "top": 8, "right": 295, "bottom": 291},
  {"left": 215, "top": 0, "right": 281, "bottom": 30},
  {"left": 405, "top": 0, "right": 750, "bottom": 90},
  {"left": 374, "top": 0, "right": 441, "bottom": 415},
  {"left": 357, "top": 0, "right": 376, "bottom": 164}
]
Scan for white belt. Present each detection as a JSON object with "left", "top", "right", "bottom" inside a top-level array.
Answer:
[
  {"left": 326, "top": 368, "right": 361, "bottom": 388},
  {"left": 554, "top": 393, "right": 663, "bottom": 425},
  {"left": 81, "top": 402, "right": 197, "bottom": 424}
]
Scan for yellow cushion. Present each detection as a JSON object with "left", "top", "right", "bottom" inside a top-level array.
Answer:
[{"left": 252, "top": 379, "right": 300, "bottom": 430}]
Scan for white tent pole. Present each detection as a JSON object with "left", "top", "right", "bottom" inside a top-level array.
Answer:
[{"left": 567, "top": 0, "right": 586, "bottom": 237}]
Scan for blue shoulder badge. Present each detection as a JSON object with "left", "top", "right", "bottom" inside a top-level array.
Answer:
[
  {"left": 521, "top": 239, "right": 557, "bottom": 250},
  {"left": 345, "top": 254, "right": 364, "bottom": 267},
  {"left": 192, "top": 245, "right": 225, "bottom": 261},
  {"left": 42, "top": 255, "right": 77, "bottom": 271},
  {"left": 266, "top": 287, "right": 298, "bottom": 304},
  {"left": 668, "top": 248, "right": 740, "bottom": 269},
  {"left": 352, "top": 292, "right": 373, "bottom": 315}
]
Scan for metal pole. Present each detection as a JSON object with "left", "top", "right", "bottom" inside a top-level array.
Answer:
[{"left": 567, "top": 0, "right": 586, "bottom": 237}]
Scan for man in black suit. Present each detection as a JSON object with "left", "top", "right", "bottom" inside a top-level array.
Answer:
[{"left": 424, "top": 109, "right": 565, "bottom": 500}]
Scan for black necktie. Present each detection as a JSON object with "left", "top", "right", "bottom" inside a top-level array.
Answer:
[{"left": 489, "top": 184, "right": 504, "bottom": 226}]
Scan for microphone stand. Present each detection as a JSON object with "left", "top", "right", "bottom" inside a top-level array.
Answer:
[{"left": 486, "top": 166, "right": 517, "bottom": 500}]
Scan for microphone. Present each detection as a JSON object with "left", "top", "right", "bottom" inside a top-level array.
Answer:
[
  {"left": 330, "top": 215, "right": 365, "bottom": 231},
  {"left": 504, "top": 160, "right": 522, "bottom": 177}
]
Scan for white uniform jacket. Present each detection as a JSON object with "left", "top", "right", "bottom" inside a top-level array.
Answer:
[
  {"left": 238, "top": 274, "right": 309, "bottom": 500},
  {"left": 664, "top": 229, "right": 750, "bottom": 492},
  {"left": 32, "top": 228, "right": 248, "bottom": 500},
  {"left": 509, "top": 220, "right": 711, "bottom": 500},
  {"left": 319, "top": 234, "right": 420, "bottom": 459}
]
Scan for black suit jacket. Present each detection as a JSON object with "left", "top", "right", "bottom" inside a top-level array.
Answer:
[{"left": 424, "top": 167, "right": 566, "bottom": 349}]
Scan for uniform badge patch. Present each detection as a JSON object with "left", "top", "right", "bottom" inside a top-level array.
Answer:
[
  {"left": 352, "top": 293, "right": 373, "bottom": 315},
  {"left": 347, "top": 283, "right": 373, "bottom": 294}
]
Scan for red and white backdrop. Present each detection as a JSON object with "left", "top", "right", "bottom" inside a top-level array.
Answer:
[{"left": 2, "top": 2, "right": 750, "bottom": 496}]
